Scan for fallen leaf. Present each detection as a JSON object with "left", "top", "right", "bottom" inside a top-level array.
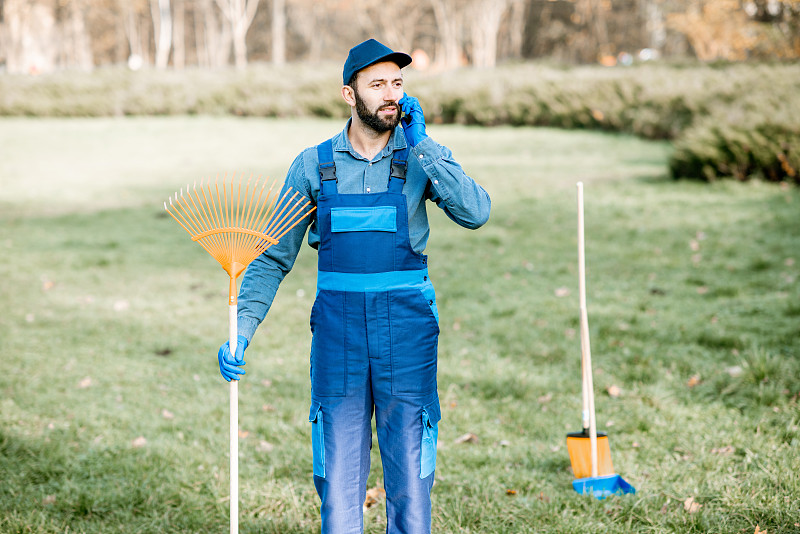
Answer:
[
  {"left": 454, "top": 432, "right": 479, "bottom": 444},
  {"left": 262, "top": 404, "right": 275, "bottom": 412},
  {"left": 363, "top": 486, "right": 386, "bottom": 511},
  {"left": 711, "top": 445, "right": 735, "bottom": 455},
  {"left": 659, "top": 499, "right": 671, "bottom": 514},
  {"left": 690, "top": 239, "right": 700, "bottom": 251},
  {"left": 537, "top": 491, "right": 550, "bottom": 503},
  {"left": 607, "top": 385, "right": 621, "bottom": 398},
  {"left": 78, "top": 377, "right": 92, "bottom": 389},
  {"left": 538, "top": 392, "right": 553, "bottom": 403},
  {"left": 505, "top": 489, "right": 517, "bottom": 496},
  {"left": 554, "top": 287, "right": 570, "bottom": 297},
  {"left": 161, "top": 409, "right": 174, "bottom": 420},
  {"left": 632, "top": 442, "right": 640, "bottom": 448},
  {"left": 42, "top": 495, "right": 56, "bottom": 505},
  {"left": 42, "top": 280, "right": 55, "bottom": 291},
  {"left": 256, "top": 440, "right": 274, "bottom": 453},
  {"left": 132, "top": 436, "right": 147, "bottom": 448},
  {"left": 687, "top": 374, "right": 701, "bottom": 388},
  {"left": 683, "top": 497, "right": 702, "bottom": 513},
  {"left": 238, "top": 429, "right": 249, "bottom": 439},
  {"left": 754, "top": 525, "right": 767, "bottom": 534},
  {"left": 725, "top": 366, "right": 743, "bottom": 377}
]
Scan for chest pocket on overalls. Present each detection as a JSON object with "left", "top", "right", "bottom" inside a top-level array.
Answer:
[{"left": 330, "top": 206, "right": 398, "bottom": 272}]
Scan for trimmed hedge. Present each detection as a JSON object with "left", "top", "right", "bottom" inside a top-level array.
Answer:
[{"left": 0, "top": 61, "right": 797, "bottom": 183}]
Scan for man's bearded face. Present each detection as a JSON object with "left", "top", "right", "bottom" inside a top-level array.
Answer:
[{"left": 353, "top": 84, "right": 401, "bottom": 133}]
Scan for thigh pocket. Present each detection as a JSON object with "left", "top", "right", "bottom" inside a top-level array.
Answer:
[
  {"left": 420, "top": 399, "right": 441, "bottom": 479},
  {"left": 389, "top": 289, "right": 440, "bottom": 396},
  {"left": 310, "top": 290, "right": 347, "bottom": 397},
  {"left": 309, "top": 402, "right": 325, "bottom": 478}
]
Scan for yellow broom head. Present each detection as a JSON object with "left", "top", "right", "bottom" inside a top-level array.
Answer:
[
  {"left": 566, "top": 431, "right": 615, "bottom": 479},
  {"left": 164, "top": 173, "right": 315, "bottom": 303}
]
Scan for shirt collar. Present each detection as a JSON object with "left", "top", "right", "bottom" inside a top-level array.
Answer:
[{"left": 333, "top": 118, "right": 408, "bottom": 160}]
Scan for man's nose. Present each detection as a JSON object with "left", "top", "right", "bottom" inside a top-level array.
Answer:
[{"left": 384, "top": 86, "right": 402, "bottom": 103}]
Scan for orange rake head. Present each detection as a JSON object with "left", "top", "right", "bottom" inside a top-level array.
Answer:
[{"left": 164, "top": 173, "right": 315, "bottom": 304}]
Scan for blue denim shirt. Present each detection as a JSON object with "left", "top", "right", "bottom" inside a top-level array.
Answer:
[{"left": 237, "top": 120, "right": 491, "bottom": 342}]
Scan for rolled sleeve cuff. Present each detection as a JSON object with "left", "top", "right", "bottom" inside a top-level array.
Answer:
[{"left": 237, "top": 316, "right": 260, "bottom": 344}]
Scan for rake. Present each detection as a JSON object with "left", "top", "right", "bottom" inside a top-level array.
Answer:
[{"left": 164, "top": 173, "right": 315, "bottom": 533}]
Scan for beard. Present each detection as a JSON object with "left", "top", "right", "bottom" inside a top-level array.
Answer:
[{"left": 354, "top": 88, "right": 401, "bottom": 133}]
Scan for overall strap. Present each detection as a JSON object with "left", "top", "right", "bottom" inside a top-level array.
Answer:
[
  {"left": 317, "top": 138, "right": 337, "bottom": 196},
  {"left": 388, "top": 145, "right": 409, "bottom": 194}
]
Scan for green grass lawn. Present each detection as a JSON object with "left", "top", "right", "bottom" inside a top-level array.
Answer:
[{"left": 1, "top": 117, "right": 798, "bottom": 533}]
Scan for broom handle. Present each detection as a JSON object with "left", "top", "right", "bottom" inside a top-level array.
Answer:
[
  {"left": 577, "top": 182, "right": 599, "bottom": 478},
  {"left": 229, "top": 302, "right": 239, "bottom": 534}
]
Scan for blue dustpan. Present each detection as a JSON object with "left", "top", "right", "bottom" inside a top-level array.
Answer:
[{"left": 572, "top": 474, "right": 636, "bottom": 500}]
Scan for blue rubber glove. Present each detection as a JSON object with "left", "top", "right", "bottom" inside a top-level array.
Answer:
[
  {"left": 399, "top": 94, "right": 428, "bottom": 147},
  {"left": 218, "top": 334, "right": 248, "bottom": 382}
]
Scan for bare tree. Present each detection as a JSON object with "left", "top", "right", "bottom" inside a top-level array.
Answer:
[
  {"left": 215, "top": 0, "right": 259, "bottom": 69},
  {"left": 3, "top": 0, "right": 58, "bottom": 73},
  {"left": 196, "top": 0, "right": 231, "bottom": 67},
  {"left": 58, "top": 0, "right": 94, "bottom": 70},
  {"left": 469, "top": 0, "right": 509, "bottom": 68},
  {"left": 173, "top": 0, "right": 185, "bottom": 68},
  {"left": 429, "top": 0, "right": 462, "bottom": 70},
  {"left": 571, "top": 0, "right": 611, "bottom": 62},
  {"left": 501, "top": 0, "right": 528, "bottom": 60},
  {"left": 353, "top": 0, "right": 427, "bottom": 54},
  {"left": 151, "top": 0, "right": 172, "bottom": 68},
  {"left": 123, "top": 0, "right": 153, "bottom": 67},
  {"left": 272, "top": 0, "right": 285, "bottom": 65}
]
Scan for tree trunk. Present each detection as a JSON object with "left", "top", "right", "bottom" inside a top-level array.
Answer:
[
  {"left": 152, "top": 0, "right": 172, "bottom": 69},
  {"left": 272, "top": 0, "right": 285, "bottom": 65},
  {"left": 216, "top": 0, "right": 259, "bottom": 70},
  {"left": 173, "top": 0, "right": 185, "bottom": 69},
  {"left": 60, "top": 0, "right": 94, "bottom": 71},
  {"left": 469, "top": 0, "right": 508, "bottom": 68},
  {"left": 503, "top": 0, "right": 527, "bottom": 60},
  {"left": 3, "top": 0, "right": 58, "bottom": 73},
  {"left": 430, "top": 0, "right": 461, "bottom": 70},
  {"left": 202, "top": 0, "right": 230, "bottom": 67}
]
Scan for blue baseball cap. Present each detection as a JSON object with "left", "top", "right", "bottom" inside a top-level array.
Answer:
[{"left": 343, "top": 39, "right": 412, "bottom": 85}]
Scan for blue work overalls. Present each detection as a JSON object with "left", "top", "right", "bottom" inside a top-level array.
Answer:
[{"left": 308, "top": 139, "right": 442, "bottom": 534}]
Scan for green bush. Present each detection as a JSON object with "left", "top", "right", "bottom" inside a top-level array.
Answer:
[{"left": 1, "top": 61, "right": 798, "bottom": 183}]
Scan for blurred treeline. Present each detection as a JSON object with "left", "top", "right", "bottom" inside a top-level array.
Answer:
[
  {"left": 2, "top": 61, "right": 796, "bottom": 184},
  {"left": 1, "top": 0, "right": 799, "bottom": 74}
]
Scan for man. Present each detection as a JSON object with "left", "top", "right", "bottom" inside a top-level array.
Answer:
[{"left": 218, "top": 38, "right": 490, "bottom": 533}]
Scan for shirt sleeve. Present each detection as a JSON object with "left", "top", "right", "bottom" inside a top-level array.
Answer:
[
  {"left": 237, "top": 153, "right": 315, "bottom": 343},
  {"left": 411, "top": 136, "right": 491, "bottom": 229}
]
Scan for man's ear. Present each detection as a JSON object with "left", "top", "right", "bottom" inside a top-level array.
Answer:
[{"left": 342, "top": 85, "right": 356, "bottom": 107}]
